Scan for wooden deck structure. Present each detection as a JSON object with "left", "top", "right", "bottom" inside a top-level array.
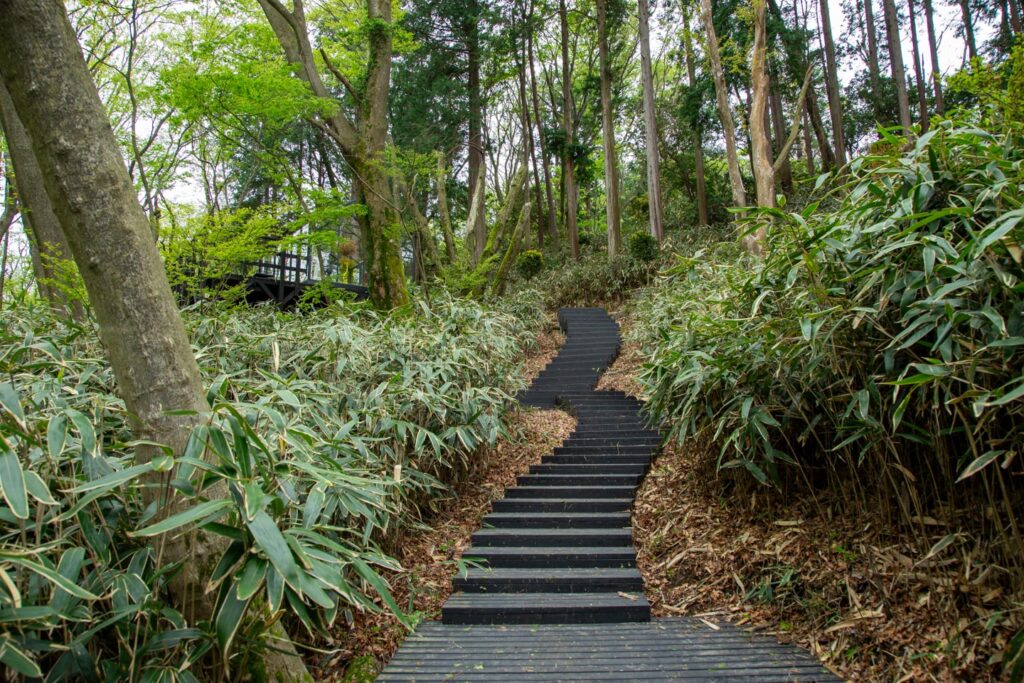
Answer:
[{"left": 181, "top": 251, "right": 368, "bottom": 309}]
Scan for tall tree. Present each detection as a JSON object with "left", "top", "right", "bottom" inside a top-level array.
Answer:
[
  {"left": 701, "top": 0, "right": 747, "bottom": 211},
  {"left": 748, "top": 0, "right": 772, "bottom": 254},
  {"left": 638, "top": 0, "right": 665, "bottom": 241},
  {"left": 818, "top": 0, "right": 846, "bottom": 165},
  {"left": 881, "top": 0, "right": 913, "bottom": 134},
  {"left": 683, "top": 15, "right": 709, "bottom": 226},
  {"left": 465, "top": 0, "right": 487, "bottom": 260},
  {"left": 257, "top": 0, "right": 409, "bottom": 308},
  {"left": 0, "top": 0, "right": 310, "bottom": 669},
  {"left": 922, "top": 0, "right": 944, "bottom": 113},
  {"left": 527, "top": 0, "right": 559, "bottom": 248},
  {"left": 907, "top": 0, "right": 929, "bottom": 129},
  {"left": 863, "top": 0, "right": 882, "bottom": 101},
  {"left": 959, "top": 0, "right": 978, "bottom": 60},
  {"left": 559, "top": 0, "right": 580, "bottom": 257},
  {"left": 596, "top": 0, "right": 623, "bottom": 254},
  {"left": 0, "top": 80, "right": 82, "bottom": 317}
]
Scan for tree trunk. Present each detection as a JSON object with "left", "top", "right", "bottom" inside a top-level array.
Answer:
[
  {"left": 806, "top": 89, "right": 836, "bottom": 169},
  {"left": 819, "top": 0, "right": 846, "bottom": 166},
  {"left": 802, "top": 108, "right": 816, "bottom": 174},
  {"left": 435, "top": 154, "right": 457, "bottom": 261},
  {"left": 527, "top": 0, "right": 559, "bottom": 250},
  {"left": 701, "top": 0, "right": 746, "bottom": 211},
  {"left": 515, "top": 12, "right": 545, "bottom": 249},
  {"left": 0, "top": 80, "right": 84, "bottom": 318},
  {"left": 882, "top": 0, "right": 913, "bottom": 135},
  {"left": 750, "top": 0, "right": 774, "bottom": 219},
  {"left": 907, "top": 0, "right": 929, "bottom": 130},
  {"left": 559, "top": 0, "right": 579, "bottom": 258},
  {"left": 684, "top": 20, "right": 709, "bottom": 226},
  {"left": 258, "top": 0, "right": 408, "bottom": 309},
  {"left": 1011, "top": 0, "right": 1023, "bottom": 33},
  {"left": 959, "top": 0, "right": 978, "bottom": 60},
  {"left": 863, "top": 0, "right": 882, "bottom": 113},
  {"left": 769, "top": 77, "right": 793, "bottom": 193},
  {"left": 596, "top": 0, "right": 623, "bottom": 255},
  {"left": 638, "top": 0, "right": 665, "bottom": 241},
  {"left": 466, "top": 0, "right": 486, "bottom": 262},
  {"left": 0, "top": 2, "right": 251, "bottom": 668},
  {"left": 922, "top": 0, "right": 945, "bottom": 114}
]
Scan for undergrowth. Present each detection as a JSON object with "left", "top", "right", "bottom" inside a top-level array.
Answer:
[
  {"left": 632, "top": 118, "right": 1024, "bottom": 678},
  {"left": 0, "top": 292, "right": 544, "bottom": 680}
]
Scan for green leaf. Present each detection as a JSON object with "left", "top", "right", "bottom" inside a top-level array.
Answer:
[
  {"left": 215, "top": 582, "right": 252, "bottom": 664},
  {"left": 0, "top": 636, "right": 42, "bottom": 677},
  {"left": 47, "top": 413, "right": 67, "bottom": 460},
  {"left": 956, "top": 450, "right": 1005, "bottom": 482},
  {"left": 132, "top": 499, "right": 233, "bottom": 537},
  {"left": 1, "top": 555, "right": 99, "bottom": 600},
  {"left": 0, "top": 383, "right": 26, "bottom": 429},
  {"left": 236, "top": 557, "right": 268, "bottom": 601},
  {"left": 24, "top": 471, "right": 56, "bottom": 505},
  {"left": 0, "top": 449, "right": 28, "bottom": 520},
  {"left": 352, "top": 557, "right": 410, "bottom": 628}
]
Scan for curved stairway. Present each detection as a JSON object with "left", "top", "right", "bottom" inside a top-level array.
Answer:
[{"left": 378, "top": 307, "right": 839, "bottom": 681}]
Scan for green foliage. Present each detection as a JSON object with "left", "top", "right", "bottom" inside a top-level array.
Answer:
[
  {"left": 636, "top": 119, "right": 1024, "bottom": 496},
  {"left": 627, "top": 232, "right": 660, "bottom": 262},
  {"left": 0, "top": 293, "right": 544, "bottom": 679},
  {"left": 514, "top": 250, "right": 544, "bottom": 279},
  {"left": 526, "top": 253, "right": 658, "bottom": 308}
]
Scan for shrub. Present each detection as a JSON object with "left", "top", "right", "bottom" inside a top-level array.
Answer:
[
  {"left": 527, "top": 253, "right": 658, "bottom": 308},
  {"left": 515, "top": 249, "right": 544, "bottom": 279},
  {"left": 628, "top": 232, "right": 660, "bottom": 262},
  {"left": 0, "top": 292, "right": 544, "bottom": 679},
  {"left": 636, "top": 119, "right": 1024, "bottom": 498}
]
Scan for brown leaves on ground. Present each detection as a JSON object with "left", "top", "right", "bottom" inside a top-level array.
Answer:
[
  {"left": 311, "top": 329, "right": 574, "bottom": 681},
  {"left": 597, "top": 323, "right": 1023, "bottom": 683}
]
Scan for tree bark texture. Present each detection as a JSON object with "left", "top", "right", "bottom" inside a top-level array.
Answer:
[
  {"left": 465, "top": 0, "right": 487, "bottom": 261},
  {"left": 638, "top": 0, "right": 665, "bottom": 241},
  {"left": 922, "top": 0, "right": 945, "bottom": 113},
  {"left": 527, "top": 0, "right": 559, "bottom": 249},
  {"left": 596, "top": 0, "right": 623, "bottom": 255},
  {"left": 684, "top": 20, "right": 709, "bottom": 226},
  {"left": 882, "top": 0, "right": 913, "bottom": 135},
  {"left": 559, "top": 0, "right": 580, "bottom": 257},
  {"left": 0, "top": 0, "right": 239, "bottom": 646},
  {"left": 818, "top": 0, "right": 846, "bottom": 166},
  {"left": 907, "top": 0, "right": 929, "bottom": 130},
  {"left": 0, "top": 80, "right": 83, "bottom": 318},
  {"left": 701, "top": 0, "right": 746, "bottom": 211}
]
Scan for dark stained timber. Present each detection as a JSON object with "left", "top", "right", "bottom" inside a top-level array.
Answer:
[{"left": 379, "top": 308, "right": 841, "bottom": 681}]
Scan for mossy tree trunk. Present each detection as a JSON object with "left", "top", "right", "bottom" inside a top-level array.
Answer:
[
  {"left": 258, "top": 0, "right": 409, "bottom": 309},
  {"left": 0, "top": 4, "right": 311, "bottom": 679}
]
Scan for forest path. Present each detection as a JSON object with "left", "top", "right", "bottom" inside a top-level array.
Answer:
[{"left": 377, "top": 307, "right": 838, "bottom": 681}]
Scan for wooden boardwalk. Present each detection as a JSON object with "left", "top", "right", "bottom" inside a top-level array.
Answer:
[{"left": 379, "top": 307, "right": 839, "bottom": 681}]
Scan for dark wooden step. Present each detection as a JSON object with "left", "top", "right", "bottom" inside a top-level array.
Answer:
[
  {"left": 529, "top": 463, "right": 646, "bottom": 475},
  {"left": 504, "top": 485, "right": 637, "bottom": 499},
  {"left": 466, "top": 546, "right": 637, "bottom": 568},
  {"left": 516, "top": 474, "right": 642, "bottom": 487},
  {"left": 442, "top": 592, "right": 651, "bottom": 624},
  {"left": 472, "top": 527, "right": 633, "bottom": 547},
  {"left": 482, "top": 512, "right": 632, "bottom": 528},
  {"left": 542, "top": 454, "right": 651, "bottom": 465},
  {"left": 554, "top": 445, "right": 656, "bottom": 455},
  {"left": 453, "top": 568, "right": 644, "bottom": 593}
]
